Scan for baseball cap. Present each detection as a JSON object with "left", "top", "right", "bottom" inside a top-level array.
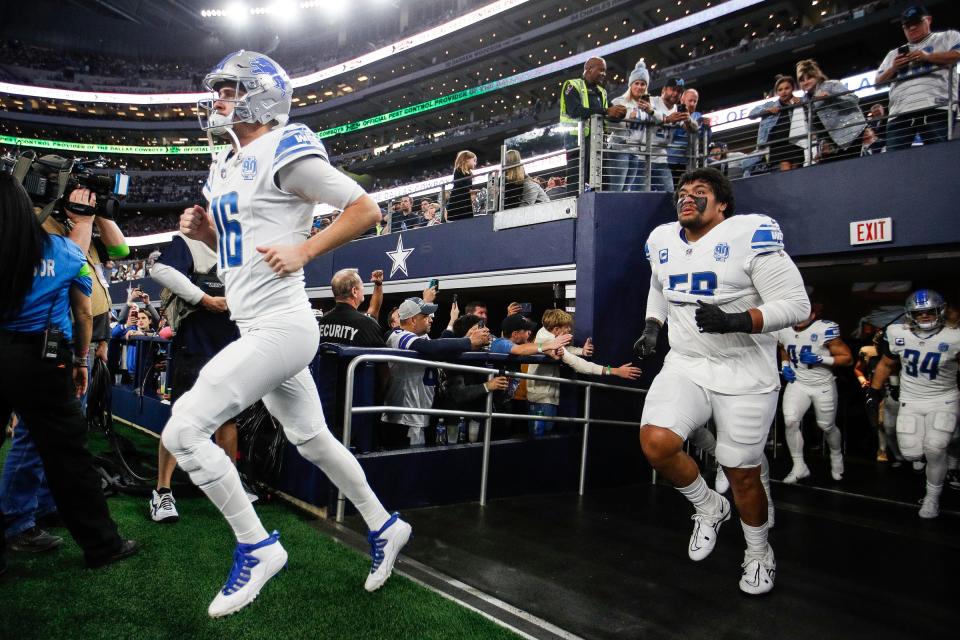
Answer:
[
  {"left": 501, "top": 314, "right": 536, "bottom": 335},
  {"left": 665, "top": 77, "right": 685, "bottom": 89},
  {"left": 901, "top": 5, "right": 929, "bottom": 25},
  {"left": 398, "top": 296, "right": 438, "bottom": 320}
]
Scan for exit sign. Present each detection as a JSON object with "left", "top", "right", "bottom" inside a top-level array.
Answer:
[{"left": 850, "top": 217, "right": 893, "bottom": 245}]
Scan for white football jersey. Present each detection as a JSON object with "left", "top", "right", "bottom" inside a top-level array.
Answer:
[
  {"left": 202, "top": 123, "right": 363, "bottom": 322},
  {"left": 645, "top": 214, "right": 797, "bottom": 394},
  {"left": 775, "top": 319, "right": 841, "bottom": 387},
  {"left": 884, "top": 323, "right": 960, "bottom": 402}
]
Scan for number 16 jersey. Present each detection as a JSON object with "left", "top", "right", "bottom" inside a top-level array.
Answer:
[{"left": 202, "top": 123, "right": 364, "bottom": 322}]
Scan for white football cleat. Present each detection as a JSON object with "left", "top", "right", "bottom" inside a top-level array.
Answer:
[
  {"left": 715, "top": 467, "right": 730, "bottom": 494},
  {"left": 364, "top": 513, "right": 412, "bottom": 592},
  {"left": 208, "top": 531, "right": 287, "bottom": 618},
  {"left": 149, "top": 490, "right": 179, "bottom": 523},
  {"left": 739, "top": 545, "right": 776, "bottom": 595},
  {"left": 829, "top": 453, "right": 844, "bottom": 481},
  {"left": 688, "top": 494, "right": 730, "bottom": 562},
  {"left": 783, "top": 462, "right": 811, "bottom": 484},
  {"left": 918, "top": 495, "right": 940, "bottom": 519}
]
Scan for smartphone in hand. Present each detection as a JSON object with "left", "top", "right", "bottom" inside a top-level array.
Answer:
[{"left": 429, "top": 278, "right": 439, "bottom": 291}]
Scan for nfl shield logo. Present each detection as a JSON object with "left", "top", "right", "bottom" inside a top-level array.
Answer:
[
  {"left": 713, "top": 242, "right": 730, "bottom": 262},
  {"left": 939, "top": 342, "right": 950, "bottom": 352},
  {"left": 241, "top": 156, "right": 258, "bottom": 180},
  {"left": 659, "top": 249, "right": 669, "bottom": 264}
]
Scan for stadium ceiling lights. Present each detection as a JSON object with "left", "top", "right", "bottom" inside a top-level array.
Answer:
[
  {"left": 0, "top": 0, "right": 531, "bottom": 105},
  {"left": 3, "top": 0, "right": 770, "bottom": 155}
]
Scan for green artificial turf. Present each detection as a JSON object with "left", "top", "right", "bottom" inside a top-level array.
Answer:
[{"left": 0, "top": 425, "right": 518, "bottom": 640}]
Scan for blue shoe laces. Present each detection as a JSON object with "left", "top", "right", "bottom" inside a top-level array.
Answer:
[
  {"left": 367, "top": 513, "right": 399, "bottom": 573},
  {"left": 222, "top": 531, "right": 280, "bottom": 595}
]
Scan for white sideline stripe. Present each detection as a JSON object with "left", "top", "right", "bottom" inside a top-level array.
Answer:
[{"left": 395, "top": 558, "right": 586, "bottom": 640}]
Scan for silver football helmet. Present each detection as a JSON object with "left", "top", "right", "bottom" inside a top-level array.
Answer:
[
  {"left": 197, "top": 50, "right": 292, "bottom": 136},
  {"left": 905, "top": 289, "right": 946, "bottom": 331}
]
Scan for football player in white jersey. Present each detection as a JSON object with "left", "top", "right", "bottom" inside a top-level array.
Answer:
[
  {"left": 634, "top": 168, "right": 809, "bottom": 595},
  {"left": 166, "top": 51, "right": 410, "bottom": 617},
  {"left": 775, "top": 312, "right": 853, "bottom": 483},
  {"left": 868, "top": 289, "right": 960, "bottom": 518}
]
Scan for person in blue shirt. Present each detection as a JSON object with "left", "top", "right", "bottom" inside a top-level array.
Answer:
[{"left": 0, "top": 172, "right": 138, "bottom": 574}]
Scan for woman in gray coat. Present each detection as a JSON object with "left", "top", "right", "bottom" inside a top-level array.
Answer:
[{"left": 796, "top": 59, "right": 866, "bottom": 161}]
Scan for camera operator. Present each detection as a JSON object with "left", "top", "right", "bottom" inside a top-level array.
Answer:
[{"left": 0, "top": 173, "right": 138, "bottom": 572}]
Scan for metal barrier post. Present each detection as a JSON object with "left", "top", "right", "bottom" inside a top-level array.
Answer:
[
  {"left": 589, "top": 114, "right": 603, "bottom": 190},
  {"left": 578, "top": 385, "right": 592, "bottom": 495},
  {"left": 479, "top": 373, "right": 495, "bottom": 506},
  {"left": 486, "top": 171, "right": 497, "bottom": 214},
  {"left": 948, "top": 68, "right": 955, "bottom": 141},
  {"left": 805, "top": 101, "right": 814, "bottom": 165},
  {"left": 644, "top": 126, "right": 653, "bottom": 191},
  {"left": 336, "top": 356, "right": 362, "bottom": 522},
  {"left": 498, "top": 143, "right": 507, "bottom": 212},
  {"left": 576, "top": 120, "right": 585, "bottom": 194}
]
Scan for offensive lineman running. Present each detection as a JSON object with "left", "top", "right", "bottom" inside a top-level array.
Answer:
[
  {"left": 869, "top": 290, "right": 960, "bottom": 519},
  {"left": 634, "top": 168, "right": 809, "bottom": 595},
  {"left": 775, "top": 312, "right": 853, "bottom": 483},
  {"left": 165, "top": 51, "right": 410, "bottom": 617}
]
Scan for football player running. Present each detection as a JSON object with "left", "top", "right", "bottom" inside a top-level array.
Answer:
[
  {"left": 634, "top": 168, "right": 809, "bottom": 595},
  {"left": 776, "top": 311, "right": 853, "bottom": 483},
  {"left": 166, "top": 51, "right": 410, "bottom": 617},
  {"left": 868, "top": 290, "right": 960, "bottom": 519}
]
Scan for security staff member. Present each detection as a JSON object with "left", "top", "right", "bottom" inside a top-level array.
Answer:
[
  {"left": 560, "top": 56, "right": 627, "bottom": 193},
  {"left": 147, "top": 232, "right": 241, "bottom": 523},
  {"left": 318, "top": 269, "right": 387, "bottom": 348},
  {"left": 0, "top": 173, "right": 138, "bottom": 573}
]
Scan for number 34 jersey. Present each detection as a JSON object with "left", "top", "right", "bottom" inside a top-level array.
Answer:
[
  {"left": 645, "top": 213, "right": 798, "bottom": 395},
  {"left": 202, "top": 123, "right": 363, "bottom": 323},
  {"left": 774, "top": 319, "right": 841, "bottom": 387},
  {"left": 883, "top": 323, "right": 960, "bottom": 402}
]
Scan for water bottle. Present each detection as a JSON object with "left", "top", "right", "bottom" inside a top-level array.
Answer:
[
  {"left": 436, "top": 418, "right": 447, "bottom": 445},
  {"left": 533, "top": 408, "right": 545, "bottom": 437},
  {"left": 456, "top": 417, "right": 467, "bottom": 444}
]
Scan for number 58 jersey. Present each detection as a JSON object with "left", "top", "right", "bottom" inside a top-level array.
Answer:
[
  {"left": 883, "top": 323, "right": 960, "bottom": 402},
  {"left": 645, "top": 213, "right": 802, "bottom": 395},
  {"left": 202, "top": 123, "right": 364, "bottom": 323}
]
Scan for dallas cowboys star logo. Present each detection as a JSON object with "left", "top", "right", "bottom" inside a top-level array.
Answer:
[{"left": 386, "top": 234, "right": 415, "bottom": 277}]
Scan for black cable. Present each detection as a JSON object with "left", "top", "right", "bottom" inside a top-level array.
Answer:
[{"left": 87, "top": 357, "right": 156, "bottom": 487}]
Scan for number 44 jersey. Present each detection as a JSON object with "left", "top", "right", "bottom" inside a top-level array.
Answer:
[
  {"left": 883, "top": 323, "right": 960, "bottom": 402},
  {"left": 202, "top": 123, "right": 363, "bottom": 322},
  {"left": 645, "top": 213, "right": 804, "bottom": 395}
]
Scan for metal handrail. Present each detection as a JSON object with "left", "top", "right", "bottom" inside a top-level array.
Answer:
[{"left": 337, "top": 352, "right": 647, "bottom": 521}]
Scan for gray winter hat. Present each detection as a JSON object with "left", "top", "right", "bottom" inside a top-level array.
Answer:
[{"left": 628, "top": 60, "right": 650, "bottom": 85}]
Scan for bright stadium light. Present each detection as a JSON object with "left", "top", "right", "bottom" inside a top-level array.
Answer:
[{"left": 226, "top": 2, "right": 249, "bottom": 23}]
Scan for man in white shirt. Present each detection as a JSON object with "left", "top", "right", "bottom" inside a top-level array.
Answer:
[{"left": 875, "top": 6, "right": 960, "bottom": 151}]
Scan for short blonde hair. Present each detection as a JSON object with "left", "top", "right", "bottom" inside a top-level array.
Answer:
[
  {"left": 541, "top": 308, "right": 573, "bottom": 331},
  {"left": 504, "top": 149, "right": 526, "bottom": 185}
]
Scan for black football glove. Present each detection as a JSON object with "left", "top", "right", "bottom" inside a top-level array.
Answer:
[
  {"left": 633, "top": 319, "right": 661, "bottom": 359},
  {"left": 864, "top": 387, "right": 884, "bottom": 412},
  {"left": 694, "top": 301, "right": 753, "bottom": 334}
]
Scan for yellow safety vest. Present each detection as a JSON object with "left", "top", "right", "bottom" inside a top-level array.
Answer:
[{"left": 560, "top": 78, "right": 607, "bottom": 137}]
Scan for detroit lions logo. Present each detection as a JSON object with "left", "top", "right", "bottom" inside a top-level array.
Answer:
[
  {"left": 250, "top": 56, "right": 288, "bottom": 98},
  {"left": 713, "top": 242, "right": 730, "bottom": 262},
  {"left": 241, "top": 156, "right": 257, "bottom": 180}
]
